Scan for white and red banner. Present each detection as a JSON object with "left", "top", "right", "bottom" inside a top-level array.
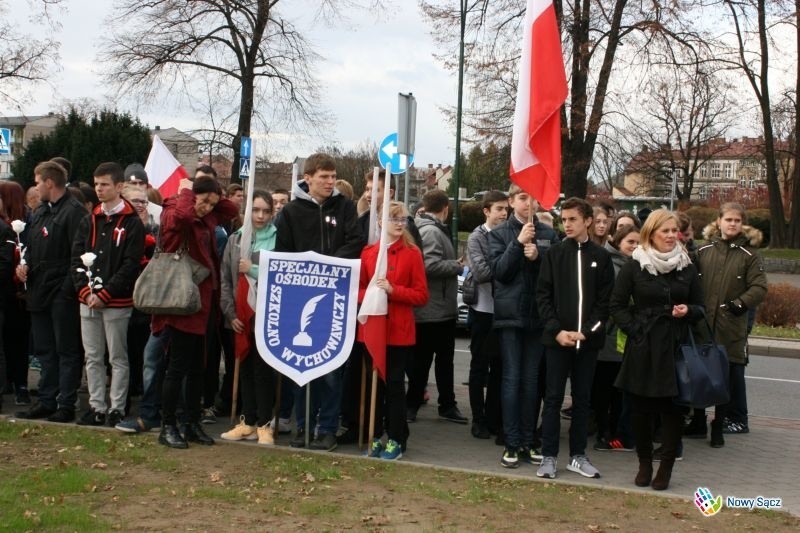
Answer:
[
  {"left": 144, "top": 135, "right": 190, "bottom": 198},
  {"left": 509, "top": 0, "right": 568, "bottom": 210},
  {"left": 357, "top": 164, "right": 392, "bottom": 380}
]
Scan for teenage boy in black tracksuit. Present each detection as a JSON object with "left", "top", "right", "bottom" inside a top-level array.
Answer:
[
  {"left": 15, "top": 161, "right": 86, "bottom": 423},
  {"left": 275, "top": 153, "right": 363, "bottom": 452},
  {"left": 535, "top": 197, "right": 615, "bottom": 480},
  {"left": 71, "top": 162, "right": 145, "bottom": 428}
]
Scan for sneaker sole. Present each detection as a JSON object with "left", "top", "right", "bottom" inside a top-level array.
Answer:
[
  {"left": 501, "top": 461, "right": 520, "bottom": 469},
  {"left": 566, "top": 464, "right": 601, "bottom": 478},
  {"left": 380, "top": 453, "right": 402, "bottom": 460},
  {"left": 439, "top": 416, "right": 468, "bottom": 425},
  {"left": 653, "top": 456, "right": 683, "bottom": 462},
  {"left": 536, "top": 470, "right": 556, "bottom": 479}
]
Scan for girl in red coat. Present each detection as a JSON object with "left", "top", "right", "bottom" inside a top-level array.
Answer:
[{"left": 358, "top": 201, "right": 428, "bottom": 460}]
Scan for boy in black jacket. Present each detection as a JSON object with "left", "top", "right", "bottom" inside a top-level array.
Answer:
[
  {"left": 71, "top": 162, "right": 145, "bottom": 427},
  {"left": 535, "top": 197, "right": 615, "bottom": 480},
  {"left": 275, "top": 153, "right": 363, "bottom": 452}
]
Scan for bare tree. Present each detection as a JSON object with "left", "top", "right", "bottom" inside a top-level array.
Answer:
[
  {"left": 626, "top": 67, "right": 735, "bottom": 201},
  {"left": 0, "top": 0, "right": 62, "bottom": 108},
  {"left": 420, "top": 0, "right": 710, "bottom": 199},
  {"left": 99, "top": 0, "right": 361, "bottom": 181},
  {"left": 721, "top": 0, "right": 792, "bottom": 247}
]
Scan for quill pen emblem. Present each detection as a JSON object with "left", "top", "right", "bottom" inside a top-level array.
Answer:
[{"left": 293, "top": 294, "right": 327, "bottom": 347}]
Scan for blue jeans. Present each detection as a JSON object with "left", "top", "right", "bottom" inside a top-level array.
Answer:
[
  {"left": 498, "top": 328, "right": 543, "bottom": 449},
  {"left": 139, "top": 331, "right": 169, "bottom": 423},
  {"left": 31, "top": 297, "right": 82, "bottom": 411},
  {"left": 295, "top": 366, "right": 343, "bottom": 436},
  {"left": 541, "top": 346, "right": 597, "bottom": 458}
]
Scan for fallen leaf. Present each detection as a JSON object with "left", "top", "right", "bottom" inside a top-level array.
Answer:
[
  {"left": 92, "top": 462, "right": 108, "bottom": 470},
  {"left": 210, "top": 471, "right": 222, "bottom": 483}
]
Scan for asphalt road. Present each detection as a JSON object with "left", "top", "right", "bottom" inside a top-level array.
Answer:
[{"left": 452, "top": 337, "right": 800, "bottom": 422}]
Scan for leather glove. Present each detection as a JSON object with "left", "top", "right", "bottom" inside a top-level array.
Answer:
[{"left": 724, "top": 299, "right": 747, "bottom": 317}]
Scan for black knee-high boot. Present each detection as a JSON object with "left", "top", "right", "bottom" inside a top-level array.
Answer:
[{"left": 652, "top": 413, "right": 682, "bottom": 490}]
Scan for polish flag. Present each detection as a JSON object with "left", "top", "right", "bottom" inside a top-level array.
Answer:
[
  {"left": 509, "top": 0, "right": 568, "bottom": 210},
  {"left": 357, "top": 164, "right": 392, "bottom": 380},
  {"left": 144, "top": 135, "right": 190, "bottom": 198}
]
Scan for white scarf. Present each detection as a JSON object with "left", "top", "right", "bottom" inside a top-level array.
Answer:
[{"left": 633, "top": 244, "right": 691, "bottom": 276}]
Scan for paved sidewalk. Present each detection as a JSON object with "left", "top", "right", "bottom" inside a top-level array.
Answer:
[{"left": 750, "top": 336, "right": 800, "bottom": 359}]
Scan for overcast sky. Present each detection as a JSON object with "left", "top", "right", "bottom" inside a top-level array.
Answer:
[{"left": 9, "top": 0, "right": 461, "bottom": 166}]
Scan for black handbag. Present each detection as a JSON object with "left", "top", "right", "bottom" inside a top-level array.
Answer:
[{"left": 674, "top": 315, "right": 730, "bottom": 408}]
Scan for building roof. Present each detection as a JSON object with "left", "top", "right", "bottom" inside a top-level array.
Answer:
[
  {"left": 152, "top": 127, "right": 198, "bottom": 144},
  {"left": 0, "top": 115, "right": 52, "bottom": 127}
]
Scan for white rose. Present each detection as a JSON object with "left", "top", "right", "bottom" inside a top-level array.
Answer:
[
  {"left": 80, "top": 252, "right": 97, "bottom": 267},
  {"left": 11, "top": 220, "right": 25, "bottom": 234}
]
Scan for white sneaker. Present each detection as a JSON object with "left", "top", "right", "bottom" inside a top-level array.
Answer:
[
  {"left": 536, "top": 456, "right": 557, "bottom": 479},
  {"left": 566, "top": 455, "right": 601, "bottom": 478},
  {"left": 269, "top": 417, "right": 292, "bottom": 434}
]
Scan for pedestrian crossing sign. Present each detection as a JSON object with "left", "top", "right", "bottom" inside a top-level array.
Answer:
[
  {"left": 0, "top": 128, "right": 10, "bottom": 155},
  {"left": 240, "top": 157, "right": 250, "bottom": 178}
]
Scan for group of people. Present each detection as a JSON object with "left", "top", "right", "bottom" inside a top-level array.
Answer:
[
  {"left": 465, "top": 191, "right": 766, "bottom": 490},
  {"left": 1, "top": 152, "right": 766, "bottom": 491}
]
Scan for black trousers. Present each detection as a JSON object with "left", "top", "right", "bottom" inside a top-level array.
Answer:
[
  {"left": 161, "top": 328, "right": 205, "bottom": 425},
  {"left": 202, "top": 316, "right": 222, "bottom": 409},
  {"left": 371, "top": 346, "right": 412, "bottom": 446},
  {"left": 591, "top": 360, "right": 622, "bottom": 440},
  {"left": 630, "top": 394, "right": 683, "bottom": 462},
  {"left": 239, "top": 345, "right": 276, "bottom": 427},
  {"left": 468, "top": 309, "right": 502, "bottom": 428},
  {"left": 407, "top": 320, "right": 456, "bottom": 411},
  {"left": 3, "top": 298, "right": 30, "bottom": 390}
]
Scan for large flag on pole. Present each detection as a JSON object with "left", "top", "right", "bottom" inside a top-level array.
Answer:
[
  {"left": 357, "top": 164, "right": 392, "bottom": 380},
  {"left": 235, "top": 137, "right": 257, "bottom": 360},
  {"left": 144, "top": 135, "right": 190, "bottom": 198},
  {"left": 367, "top": 167, "right": 381, "bottom": 245},
  {"left": 509, "top": 0, "right": 568, "bottom": 210}
]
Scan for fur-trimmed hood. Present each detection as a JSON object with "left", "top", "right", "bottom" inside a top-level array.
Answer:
[{"left": 702, "top": 221, "right": 763, "bottom": 248}]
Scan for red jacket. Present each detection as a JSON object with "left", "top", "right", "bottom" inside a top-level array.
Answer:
[
  {"left": 152, "top": 188, "right": 239, "bottom": 336},
  {"left": 358, "top": 239, "right": 428, "bottom": 346}
]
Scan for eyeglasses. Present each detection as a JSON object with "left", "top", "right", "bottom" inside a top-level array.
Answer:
[
  {"left": 388, "top": 217, "right": 408, "bottom": 226},
  {"left": 129, "top": 199, "right": 148, "bottom": 205}
]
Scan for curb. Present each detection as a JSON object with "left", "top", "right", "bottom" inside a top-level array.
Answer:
[{"left": 749, "top": 336, "right": 800, "bottom": 359}]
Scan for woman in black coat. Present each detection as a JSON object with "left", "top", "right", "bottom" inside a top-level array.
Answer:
[{"left": 610, "top": 209, "right": 704, "bottom": 491}]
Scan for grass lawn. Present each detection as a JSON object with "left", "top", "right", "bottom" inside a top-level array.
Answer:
[
  {"left": 752, "top": 324, "right": 800, "bottom": 340},
  {"left": 760, "top": 248, "right": 800, "bottom": 260},
  {"left": 1, "top": 420, "right": 799, "bottom": 531}
]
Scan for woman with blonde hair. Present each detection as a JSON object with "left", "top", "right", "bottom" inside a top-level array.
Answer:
[
  {"left": 358, "top": 201, "right": 428, "bottom": 460},
  {"left": 610, "top": 209, "right": 704, "bottom": 490}
]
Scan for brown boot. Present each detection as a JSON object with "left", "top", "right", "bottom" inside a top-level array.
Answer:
[
  {"left": 651, "top": 459, "right": 674, "bottom": 491},
  {"left": 635, "top": 459, "right": 653, "bottom": 487}
]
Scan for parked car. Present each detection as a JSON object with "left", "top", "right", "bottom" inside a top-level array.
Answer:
[{"left": 457, "top": 272, "right": 469, "bottom": 330}]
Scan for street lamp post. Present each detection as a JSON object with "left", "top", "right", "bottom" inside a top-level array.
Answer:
[{"left": 451, "top": 0, "right": 467, "bottom": 248}]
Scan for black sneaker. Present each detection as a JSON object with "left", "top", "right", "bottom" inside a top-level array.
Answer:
[
  {"left": 471, "top": 421, "right": 490, "bottom": 439},
  {"left": 723, "top": 421, "right": 749, "bottom": 434},
  {"left": 48, "top": 407, "right": 75, "bottom": 423},
  {"left": 15, "top": 388, "right": 31, "bottom": 406},
  {"left": 438, "top": 406, "right": 468, "bottom": 424},
  {"left": 106, "top": 410, "right": 124, "bottom": 428},
  {"left": 310, "top": 432, "right": 337, "bottom": 452},
  {"left": 501, "top": 448, "right": 520, "bottom": 469},
  {"left": 593, "top": 438, "right": 613, "bottom": 451},
  {"left": 76, "top": 409, "right": 105, "bottom": 426},
  {"left": 290, "top": 429, "right": 306, "bottom": 448},
  {"left": 519, "top": 446, "right": 543, "bottom": 465},
  {"left": 15, "top": 402, "right": 55, "bottom": 419}
]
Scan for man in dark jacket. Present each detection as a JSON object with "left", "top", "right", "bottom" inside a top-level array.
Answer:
[
  {"left": 535, "top": 197, "right": 615, "bottom": 480},
  {"left": 71, "top": 162, "right": 145, "bottom": 428},
  {"left": 15, "top": 161, "right": 86, "bottom": 422},
  {"left": 466, "top": 190, "right": 508, "bottom": 441},
  {"left": 275, "top": 153, "right": 363, "bottom": 452},
  {"left": 406, "top": 189, "right": 467, "bottom": 424},
  {"left": 490, "top": 185, "right": 559, "bottom": 468}
]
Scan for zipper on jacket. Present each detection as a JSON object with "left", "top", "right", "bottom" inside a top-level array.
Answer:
[{"left": 576, "top": 240, "right": 584, "bottom": 350}]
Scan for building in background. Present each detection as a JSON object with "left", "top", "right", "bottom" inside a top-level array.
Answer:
[{"left": 0, "top": 114, "right": 59, "bottom": 179}]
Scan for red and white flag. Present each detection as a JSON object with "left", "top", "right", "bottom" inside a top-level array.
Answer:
[
  {"left": 509, "top": 0, "right": 568, "bottom": 210},
  {"left": 144, "top": 135, "right": 190, "bottom": 198},
  {"left": 357, "top": 164, "right": 392, "bottom": 380}
]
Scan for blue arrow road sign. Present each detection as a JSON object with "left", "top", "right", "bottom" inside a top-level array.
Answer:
[
  {"left": 240, "top": 136, "right": 252, "bottom": 159},
  {"left": 378, "top": 132, "right": 414, "bottom": 174},
  {"left": 0, "top": 128, "right": 10, "bottom": 155}
]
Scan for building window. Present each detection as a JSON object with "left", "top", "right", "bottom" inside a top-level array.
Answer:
[
  {"left": 710, "top": 163, "right": 721, "bottom": 179},
  {"left": 723, "top": 162, "right": 732, "bottom": 179},
  {"left": 749, "top": 179, "right": 757, "bottom": 189},
  {"left": 699, "top": 164, "right": 707, "bottom": 179},
  {"left": 698, "top": 186, "right": 708, "bottom": 199},
  {"left": 739, "top": 177, "right": 747, "bottom": 188}
]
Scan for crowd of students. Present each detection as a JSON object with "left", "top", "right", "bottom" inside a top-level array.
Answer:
[{"left": 1, "top": 153, "right": 766, "bottom": 492}]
